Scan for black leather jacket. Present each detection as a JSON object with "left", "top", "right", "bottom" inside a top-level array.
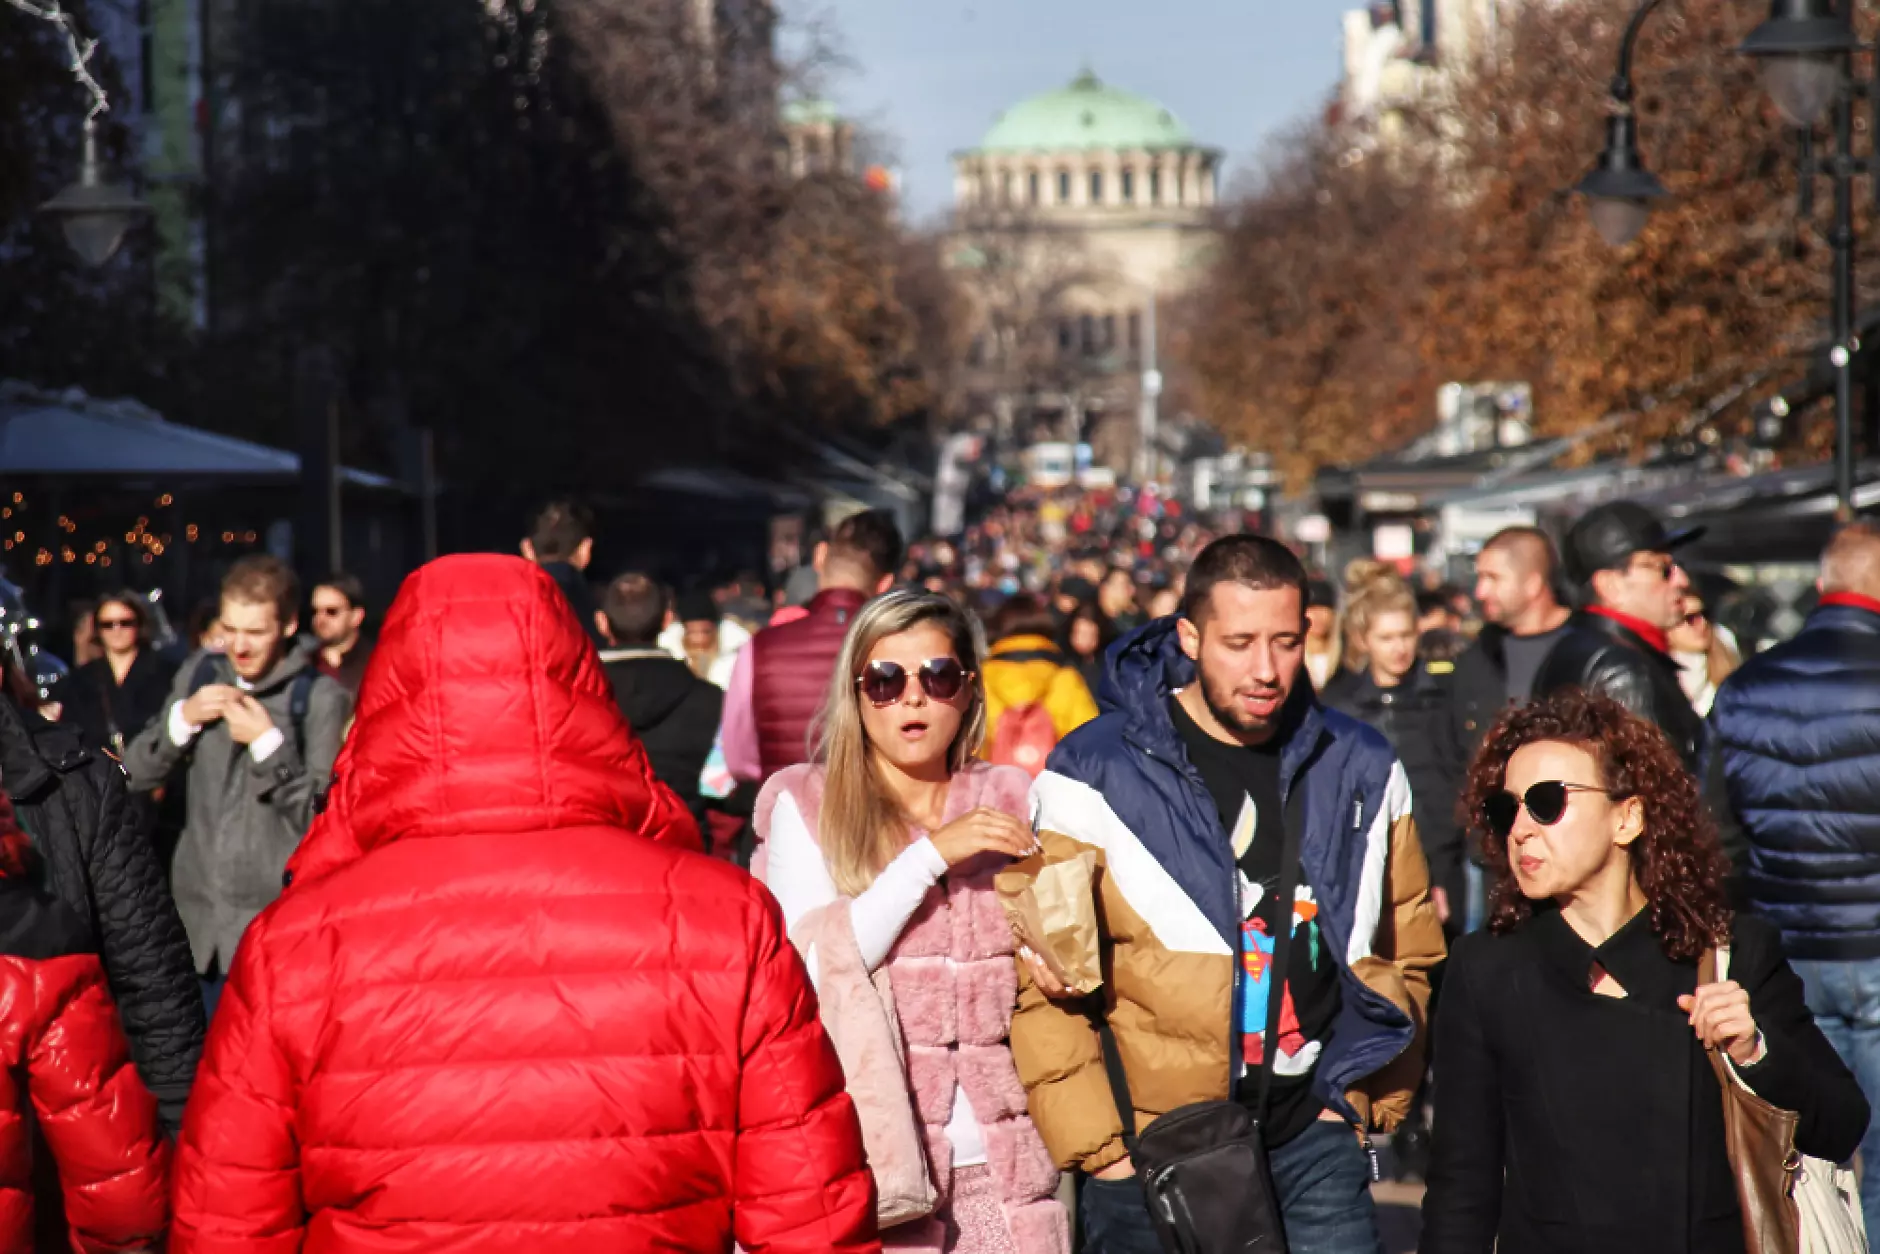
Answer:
[{"left": 1529, "top": 610, "right": 1706, "bottom": 772}]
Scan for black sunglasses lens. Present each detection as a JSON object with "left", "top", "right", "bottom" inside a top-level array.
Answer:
[
  {"left": 860, "top": 662, "right": 907, "bottom": 705},
  {"left": 1524, "top": 781, "right": 1570, "bottom": 826},
  {"left": 921, "top": 659, "right": 966, "bottom": 701},
  {"left": 1484, "top": 791, "right": 1519, "bottom": 837}
]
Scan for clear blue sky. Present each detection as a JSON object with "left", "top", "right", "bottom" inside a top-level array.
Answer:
[{"left": 782, "top": 0, "right": 1359, "bottom": 223}]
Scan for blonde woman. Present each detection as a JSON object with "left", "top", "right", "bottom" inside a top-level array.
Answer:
[
  {"left": 757, "top": 590, "right": 1069, "bottom": 1254},
  {"left": 1323, "top": 566, "right": 1466, "bottom": 929}
]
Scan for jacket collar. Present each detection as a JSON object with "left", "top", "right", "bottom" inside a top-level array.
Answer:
[
  {"left": 1586, "top": 605, "right": 1671, "bottom": 655},
  {"left": 1101, "top": 617, "right": 1328, "bottom": 790},
  {"left": 807, "top": 588, "right": 869, "bottom": 622},
  {"left": 1532, "top": 904, "right": 1690, "bottom": 1001},
  {"left": 1818, "top": 592, "right": 1880, "bottom": 619},
  {"left": 0, "top": 696, "right": 89, "bottom": 800}
]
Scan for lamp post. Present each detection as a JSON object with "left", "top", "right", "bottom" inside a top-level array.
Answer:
[
  {"left": 7, "top": 0, "right": 151, "bottom": 266},
  {"left": 1574, "top": 0, "right": 1867, "bottom": 520}
]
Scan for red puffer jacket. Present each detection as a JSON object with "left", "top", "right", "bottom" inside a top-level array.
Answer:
[
  {"left": 171, "top": 555, "right": 878, "bottom": 1254},
  {"left": 0, "top": 886, "right": 169, "bottom": 1254}
]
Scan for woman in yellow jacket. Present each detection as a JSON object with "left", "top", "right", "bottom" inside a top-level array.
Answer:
[{"left": 980, "top": 594, "right": 1100, "bottom": 774}]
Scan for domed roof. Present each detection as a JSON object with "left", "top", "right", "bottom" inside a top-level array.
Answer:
[{"left": 976, "top": 69, "right": 1195, "bottom": 154}]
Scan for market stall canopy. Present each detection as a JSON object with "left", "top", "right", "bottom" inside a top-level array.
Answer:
[{"left": 0, "top": 381, "right": 400, "bottom": 489}]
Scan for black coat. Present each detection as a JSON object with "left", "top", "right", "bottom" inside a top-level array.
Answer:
[
  {"left": 1421, "top": 908, "right": 1867, "bottom": 1254},
  {"left": 601, "top": 650, "right": 723, "bottom": 820},
  {"left": 0, "top": 696, "right": 203, "bottom": 1133},
  {"left": 1530, "top": 611, "right": 1706, "bottom": 772},
  {"left": 1321, "top": 665, "right": 1466, "bottom": 907},
  {"left": 1447, "top": 626, "right": 1513, "bottom": 759},
  {"left": 62, "top": 650, "right": 177, "bottom": 753}
]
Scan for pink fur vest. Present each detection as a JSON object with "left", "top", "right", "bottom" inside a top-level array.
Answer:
[{"left": 757, "top": 762, "right": 1068, "bottom": 1254}]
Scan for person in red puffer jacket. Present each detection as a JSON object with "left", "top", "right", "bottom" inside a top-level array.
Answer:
[
  {"left": 0, "top": 788, "right": 169, "bottom": 1254},
  {"left": 170, "top": 555, "right": 879, "bottom": 1254}
]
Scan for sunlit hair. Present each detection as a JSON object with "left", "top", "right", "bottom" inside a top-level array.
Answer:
[
  {"left": 1460, "top": 689, "right": 1732, "bottom": 962},
  {"left": 1341, "top": 560, "right": 1415, "bottom": 672},
  {"left": 813, "top": 589, "right": 988, "bottom": 897}
]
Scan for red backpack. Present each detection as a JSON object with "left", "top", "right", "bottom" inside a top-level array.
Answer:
[{"left": 989, "top": 701, "right": 1059, "bottom": 777}]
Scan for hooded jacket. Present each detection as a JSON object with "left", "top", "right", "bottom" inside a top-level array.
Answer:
[
  {"left": 1711, "top": 601, "right": 1880, "bottom": 959},
  {"left": 0, "top": 879, "right": 170, "bottom": 1254},
  {"left": 980, "top": 634, "right": 1101, "bottom": 750},
  {"left": 170, "top": 556, "right": 877, "bottom": 1254},
  {"left": 1009, "top": 619, "right": 1445, "bottom": 1173}
]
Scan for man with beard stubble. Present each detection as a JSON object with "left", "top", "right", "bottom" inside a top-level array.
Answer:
[{"left": 1010, "top": 534, "right": 1445, "bottom": 1254}]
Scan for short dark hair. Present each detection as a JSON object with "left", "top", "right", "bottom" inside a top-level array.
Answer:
[
  {"left": 989, "top": 592, "right": 1060, "bottom": 641},
  {"left": 603, "top": 573, "right": 667, "bottom": 645},
  {"left": 1482, "top": 526, "right": 1559, "bottom": 586},
  {"left": 1182, "top": 535, "right": 1308, "bottom": 624},
  {"left": 826, "top": 510, "right": 905, "bottom": 585},
  {"left": 526, "top": 499, "right": 594, "bottom": 563},
  {"left": 222, "top": 555, "right": 300, "bottom": 624},
  {"left": 1415, "top": 589, "right": 1450, "bottom": 618},
  {"left": 314, "top": 571, "right": 367, "bottom": 615}
]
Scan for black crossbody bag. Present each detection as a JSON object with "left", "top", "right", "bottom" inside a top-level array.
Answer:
[{"left": 1098, "top": 819, "right": 1300, "bottom": 1254}]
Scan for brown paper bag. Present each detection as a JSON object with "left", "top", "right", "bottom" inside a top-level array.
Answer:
[{"left": 995, "top": 851, "right": 1103, "bottom": 995}]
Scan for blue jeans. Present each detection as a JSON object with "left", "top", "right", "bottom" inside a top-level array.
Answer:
[
  {"left": 201, "top": 974, "right": 226, "bottom": 1022},
  {"left": 1080, "top": 1119, "right": 1383, "bottom": 1254},
  {"left": 1790, "top": 958, "right": 1880, "bottom": 1239}
]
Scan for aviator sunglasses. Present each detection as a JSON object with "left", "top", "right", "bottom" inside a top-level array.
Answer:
[
  {"left": 857, "top": 658, "right": 972, "bottom": 707},
  {"left": 1483, "top": 780, "right": 1614, "bottom": 838}
]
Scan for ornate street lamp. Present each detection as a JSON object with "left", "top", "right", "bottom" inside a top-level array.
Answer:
[
  {"left": 7, "top": 0, "right": 151, "bottom": 267},
  {"left": 40, "top": 119, "right": 149, "bottom": 266},
  {"left": 1576, "top": 0, "right": 1869, "bottom": 519}
]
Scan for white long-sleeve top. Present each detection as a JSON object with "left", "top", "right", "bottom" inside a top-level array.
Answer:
[{"left": 763, "top": 791, "right": 987, "bottom": 1167}]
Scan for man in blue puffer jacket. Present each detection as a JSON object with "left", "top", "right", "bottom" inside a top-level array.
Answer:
[{"left": 1711, "top": 520, "right": 1880, "bottom": 1237}]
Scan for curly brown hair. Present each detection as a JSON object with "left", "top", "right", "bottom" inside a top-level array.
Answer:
[{"left": 1459, "top": 689, "right": 1732, "bottom": 961}]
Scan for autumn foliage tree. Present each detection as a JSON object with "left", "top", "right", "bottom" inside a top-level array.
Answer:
[{"left": 1184, "top": 0, "right": 1872, "bottom": 488}]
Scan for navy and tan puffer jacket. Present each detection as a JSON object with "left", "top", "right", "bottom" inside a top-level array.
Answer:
[{"left": 1711, "top": 597, "right": 1880, "bottom": 960}]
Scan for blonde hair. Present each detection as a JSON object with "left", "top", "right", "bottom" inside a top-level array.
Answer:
[
  {"left": 814, "top": 589, "right": 989, "bottom": 896},
  {"left": 1341, "top": 560, "right": 1417, "bottom": 671}
]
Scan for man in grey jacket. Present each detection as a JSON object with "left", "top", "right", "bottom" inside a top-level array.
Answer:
[{"left": 125, "top": 555, "right": 351, "bottom": 1015}]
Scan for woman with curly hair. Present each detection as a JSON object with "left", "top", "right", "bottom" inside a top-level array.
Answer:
[{"left": 1420, "top": 690, "right": 1868, "bottom": 1254}]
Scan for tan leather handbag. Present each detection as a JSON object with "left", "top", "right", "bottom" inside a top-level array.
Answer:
[{"left": 1701, "top": 948, "right": 1869, "bottom": 1254}]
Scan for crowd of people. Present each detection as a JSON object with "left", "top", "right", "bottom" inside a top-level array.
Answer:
[{"left": 0, "top": 483, "right": 1875, "bottom": 1254}]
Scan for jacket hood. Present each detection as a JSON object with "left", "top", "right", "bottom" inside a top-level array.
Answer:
[
  {"left": 287, "top": 556, "right": 698, "bottom": 886},
  {"left": 985, "top": 635, "right": 1069, "bottom": 707},
  {"left": 600, "top": 650, "right": 698, "bottom": 730}
]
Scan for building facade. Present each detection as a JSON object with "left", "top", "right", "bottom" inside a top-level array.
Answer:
[{"left": 948, "top": 69, "right": 1221, "bottom": 474}]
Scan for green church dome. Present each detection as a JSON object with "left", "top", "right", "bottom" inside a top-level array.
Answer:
[{"left": 977, "top": 69, "right": 1194, "bottom": 154}]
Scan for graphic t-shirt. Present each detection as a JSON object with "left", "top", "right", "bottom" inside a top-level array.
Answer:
[{"left": 1170, "top": 696, "right": 1342, "bottom": 1148}]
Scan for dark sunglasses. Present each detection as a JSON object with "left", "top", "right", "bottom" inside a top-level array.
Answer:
[
  {"left": 857, "top": 658, "right": 972, "bottom": 707},
  {"left": 96, "top": 618, "right": 138, "bottom": 630},
  {"left": 1483, "top": 781, "right": 1613, "bottom": 838}
]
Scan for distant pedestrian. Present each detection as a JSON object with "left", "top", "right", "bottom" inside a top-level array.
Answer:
[
  {"left": 124, "top": 556, "right": 351, "bottom": 1018},
  {"left": 661, "top": 588, "right": 749, "bottom": 690},
  {"left": 981, "top": 592, "right": 1099, "bottom": 777},
  {"left": 1323, "top": 567, "right": 1464, "bottom": 931},
  {"left": 1710, "top": 520, "right": 1880, "bottom": 1238},
  {"left": 307, "top": 572, "right": 374, "bottom": 698},
  {"left": 722, "top": 510, "right": 902, "bottom": 869},
  {"left": 757, "top": 589, "right": 1066, "bottom": 1252},
  {"left": 1529, "top": 502, "right": 1706, "bottom": 772},
  {"left": 0, "top": 786, "right": 171, "bottom": 1253},
  {"left": 63, "top": 590, "right": 177, "bottom": 755},
  {"left": 1060, "top": 600, "right": 1115, "bottom": 694},
  {"left": 1098, "top": 567, "right": 1144, "bottom": 634},
  {"left": 1422, "top": 689, "right": 1867, "bottom": 1254},
  {"left": 1667, "top": 591, "right": 1739, "bottom": 717},
  {"left": 171, "top": 556, "right": 873, "bottom": 1253},
  {"left": 600, "top": 572, "right": 724, "bottom": 835},
  {"left": 1304, "top": 577, "right": 1342, "bottom": 692},
  {"left": 521, "top": 498, "right": 605, "bottom": 649}
]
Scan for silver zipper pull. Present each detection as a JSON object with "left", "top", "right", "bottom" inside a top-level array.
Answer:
[{"left": 1363, "top": 1133, "right": 1382, "bottom": 1183}]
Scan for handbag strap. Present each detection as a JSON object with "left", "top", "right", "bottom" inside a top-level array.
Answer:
[{"left": 1098, "top": 785, "right": 1304, "bottom": 1149}]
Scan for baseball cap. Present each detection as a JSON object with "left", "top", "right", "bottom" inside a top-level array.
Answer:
[{"left": 1562, "top": 502, "right": 1705, "bottom": 585}]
